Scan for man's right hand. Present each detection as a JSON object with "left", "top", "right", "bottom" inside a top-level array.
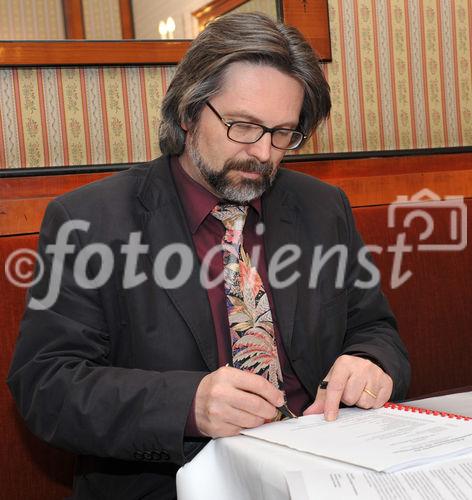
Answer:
[{"left": 194, "top": 366, "right": 285, "bottom": 438}]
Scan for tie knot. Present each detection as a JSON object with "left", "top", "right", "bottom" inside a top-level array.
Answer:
[{"left": 211, "top": 204, "right": 248, "bottom": 232}]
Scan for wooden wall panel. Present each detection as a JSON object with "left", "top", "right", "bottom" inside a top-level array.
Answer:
[
  {"left": 354, "top": 200, "right": 472, "bottom": 398},
  {"left": 289, "top": 152, "right": 472, "bottom": 207},
  {"left": 0, "top": 235, "right": 75, "bottom": 500},
  {"left": 0, "top": 40, "right": 190, "bottom": 66},
  {"left": 282, "top": 0, "right": 331, "bottom": 60},
  {"left": 119, "top": 0, "right": 135, "bottom": 39},
  {"left": 2, "top": 151, "right": 471, "bottom": 236},
  {"left": 63, "top": 0, "right": 86, "bottom": 38},
  {"left": 0, "top": 172, "right": 111, "bottom": 235}
]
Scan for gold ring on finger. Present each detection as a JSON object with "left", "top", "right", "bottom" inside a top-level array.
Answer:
[{"left": 363, "top": 388, "right": 378, "bottom": 399}]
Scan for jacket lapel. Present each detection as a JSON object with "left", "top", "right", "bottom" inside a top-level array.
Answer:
[
  {"left": 262, "top": 176, "right": 300, "bottom": 359},
  {"left": 137, "top": 157, "right": 218, "bottom": 372}
]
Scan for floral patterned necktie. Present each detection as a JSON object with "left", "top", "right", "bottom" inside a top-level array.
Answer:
[{"left": 211, "top": 203, "right": 284, "bottom": 391}]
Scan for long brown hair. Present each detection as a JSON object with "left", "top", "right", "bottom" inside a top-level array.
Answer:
[{"left": 159, "top": 12, "right": 331, "bottom": 155}]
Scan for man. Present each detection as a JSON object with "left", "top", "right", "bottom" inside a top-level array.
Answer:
[{"left": 8, "top": 12, "right": 409, "bottom": 500}]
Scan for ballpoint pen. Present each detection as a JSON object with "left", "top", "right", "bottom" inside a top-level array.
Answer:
[{"left": 277, "top": 402, "right": 297, "bottom": 420}]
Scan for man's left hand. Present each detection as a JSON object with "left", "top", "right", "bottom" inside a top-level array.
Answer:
[{"left": 302, "top": 354, "right": 393, "bottom": 421}]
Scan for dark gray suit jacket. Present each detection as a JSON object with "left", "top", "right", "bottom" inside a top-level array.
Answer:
[{"left": 7, "top": 155, "right": 410, "bottom": 499}]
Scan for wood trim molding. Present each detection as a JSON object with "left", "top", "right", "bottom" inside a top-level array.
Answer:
[
  {"left": 0, "top": 40, "right": 190, "bottom": 66},
  {"left": 288, "top": 152, "right": 472, "bottom": 207},
  {"left": 62, "top": 0, "right": 85, "bottom": 39},
  {"left": 0, "top": 172, "right": 111, "bottom": 235},
  {"left": 0, "top": 0, "right": 331, "bottom": 65},
  {"left": 2, "top": 152, "right": 471, "bottom": 236},
  {"left": 119, "top": 0, "right": 135, "bottom": 39}
]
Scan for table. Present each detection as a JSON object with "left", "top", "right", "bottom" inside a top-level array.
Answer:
[
  {"left": 176, "top": 391, "right": 472, "bottom": 500},
  {"left": 177, "top": 431, "right": 359, "bottom": 500}
]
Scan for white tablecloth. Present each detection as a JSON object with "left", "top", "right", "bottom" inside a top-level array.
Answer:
[
  {"left": 176, "top": 391, "right": 472, "bottom": 500},
  {"left": 176, "top": 432, "right": 357, "bottom": 500}
]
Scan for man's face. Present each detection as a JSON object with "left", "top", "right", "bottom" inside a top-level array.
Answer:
[{"left": 179, "top": 62, "right": 305, "bottom": 203}]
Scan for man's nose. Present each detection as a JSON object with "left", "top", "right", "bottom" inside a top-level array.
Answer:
[{"left": 246, "top": 132, "right": 273, "bottom": 163}]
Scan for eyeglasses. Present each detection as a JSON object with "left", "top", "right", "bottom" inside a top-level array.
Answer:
[{"left": 206, "top": 102, "right": 306, "bottom": 151}]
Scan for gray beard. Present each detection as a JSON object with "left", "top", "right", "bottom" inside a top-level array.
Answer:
[{"left": 188, "top": 135, "right": 277, "bottom": 203}]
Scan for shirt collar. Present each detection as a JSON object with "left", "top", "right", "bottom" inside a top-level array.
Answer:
[{"left": 171, "top": 156, "right": 262, "bottom": 234}]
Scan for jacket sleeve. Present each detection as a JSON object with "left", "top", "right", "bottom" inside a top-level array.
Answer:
[
  {"left": 7, "top": 199, "right": 208, "bottom": 465},
  {"left": 337, "top": 189, "right": 411, "bottom": 401}
]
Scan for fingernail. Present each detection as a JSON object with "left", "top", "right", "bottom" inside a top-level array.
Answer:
[{"left": 325, "top": 411, "right": 337, "bottom": 421}]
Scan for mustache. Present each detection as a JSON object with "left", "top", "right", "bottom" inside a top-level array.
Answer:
[{"left": 222, "top": 158, "right": 274, "bottom": 175}]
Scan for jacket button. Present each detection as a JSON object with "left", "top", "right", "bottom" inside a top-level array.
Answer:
[
  {"left": 143, "top": 451, "right": 152, "bottom": 461},
  {"left": 161, "top": 449, "right": 170, "bottom": 461},
  {"left": 134, "top": 451, "right": 144, "bottom": 460}
]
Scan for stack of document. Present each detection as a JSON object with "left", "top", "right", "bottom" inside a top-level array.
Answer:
[
  {"left": 284, "top": 457, "right": 472, "bottom": 500},
  {"left": 242, "top": 405, "right": 472, "bottom": 472},
  {"left": 241, "top": 405, "right": 472, "bottom": 499}
]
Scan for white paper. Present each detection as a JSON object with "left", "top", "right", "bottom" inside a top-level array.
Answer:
[
  {"left": 285, "top": 457, "right": 472, "bottom": 500},
  {"left": 410, "top": 392, "right": 472, "bottom": 418},
  {"left": 241, "top": 407, "right": 472, "bottom": 472}
]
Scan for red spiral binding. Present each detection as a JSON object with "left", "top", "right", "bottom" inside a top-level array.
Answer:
[{"left": 384, "top": 402, "right": 471, "bottom": 421}]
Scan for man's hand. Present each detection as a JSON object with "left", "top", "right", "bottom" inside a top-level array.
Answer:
[
  {"left": 194, "top": 366, "right": 285, "bottom": 438},
  {"left": 303, "top": 354, "right": 393, "bottom": 421}
]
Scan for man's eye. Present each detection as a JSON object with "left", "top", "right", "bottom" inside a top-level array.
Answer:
[
  {"left": 274, "top": 129, "right": 292, "bottom": 137},
  {"left": 233, "top": 123, "right": 259, "bottom": 131}
]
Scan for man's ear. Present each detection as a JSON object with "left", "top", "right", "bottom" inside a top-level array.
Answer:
[{"left": 180, "top": 121, "right": 188, "bottom": 132}]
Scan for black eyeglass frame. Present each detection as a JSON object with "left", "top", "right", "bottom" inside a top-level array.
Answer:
[{"left": 206, "top": 102, "right": 307, "bottom": 151}]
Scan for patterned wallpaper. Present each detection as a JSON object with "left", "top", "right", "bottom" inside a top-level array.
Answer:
[
  {"left": 309, "top": 0, "right": 472, "bottom": 154},
  {"left": 0, "top": 66, "right": 175, "bottom": 168},
  {"left": 0, "top": 0, "right": 471, "bottom": 168},
  {"left": 0, "top": 0, "right": 65, "bottom": 39},
  {"left": 82, "top": 0, "right": 122, "bottom": 40}
]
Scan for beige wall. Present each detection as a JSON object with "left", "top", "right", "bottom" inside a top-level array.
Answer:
[
  {"left": 82, "top": 0, "right": 122, "bottom": 39},
  {"left": 0, "top": 0, "right": 65, "bottom": 39}
]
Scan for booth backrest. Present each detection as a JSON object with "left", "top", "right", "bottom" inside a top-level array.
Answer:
[
  {"left": 0, "top": 185, "right": 470, "bottom": 499},
  {"left": 354, "top": 199, "right": 472, "bottom": 397},
  {"left": 0, "top": 235, "right": 75, "bottom": 500}
]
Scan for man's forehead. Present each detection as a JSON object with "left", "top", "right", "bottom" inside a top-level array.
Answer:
[{"left": 216, "top": 62, "right": 304, "bottom": 125}]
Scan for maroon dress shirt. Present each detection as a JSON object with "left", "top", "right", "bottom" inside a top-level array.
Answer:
[{"left": 170, "top": 157, "right": 311, "bottom": 435}]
